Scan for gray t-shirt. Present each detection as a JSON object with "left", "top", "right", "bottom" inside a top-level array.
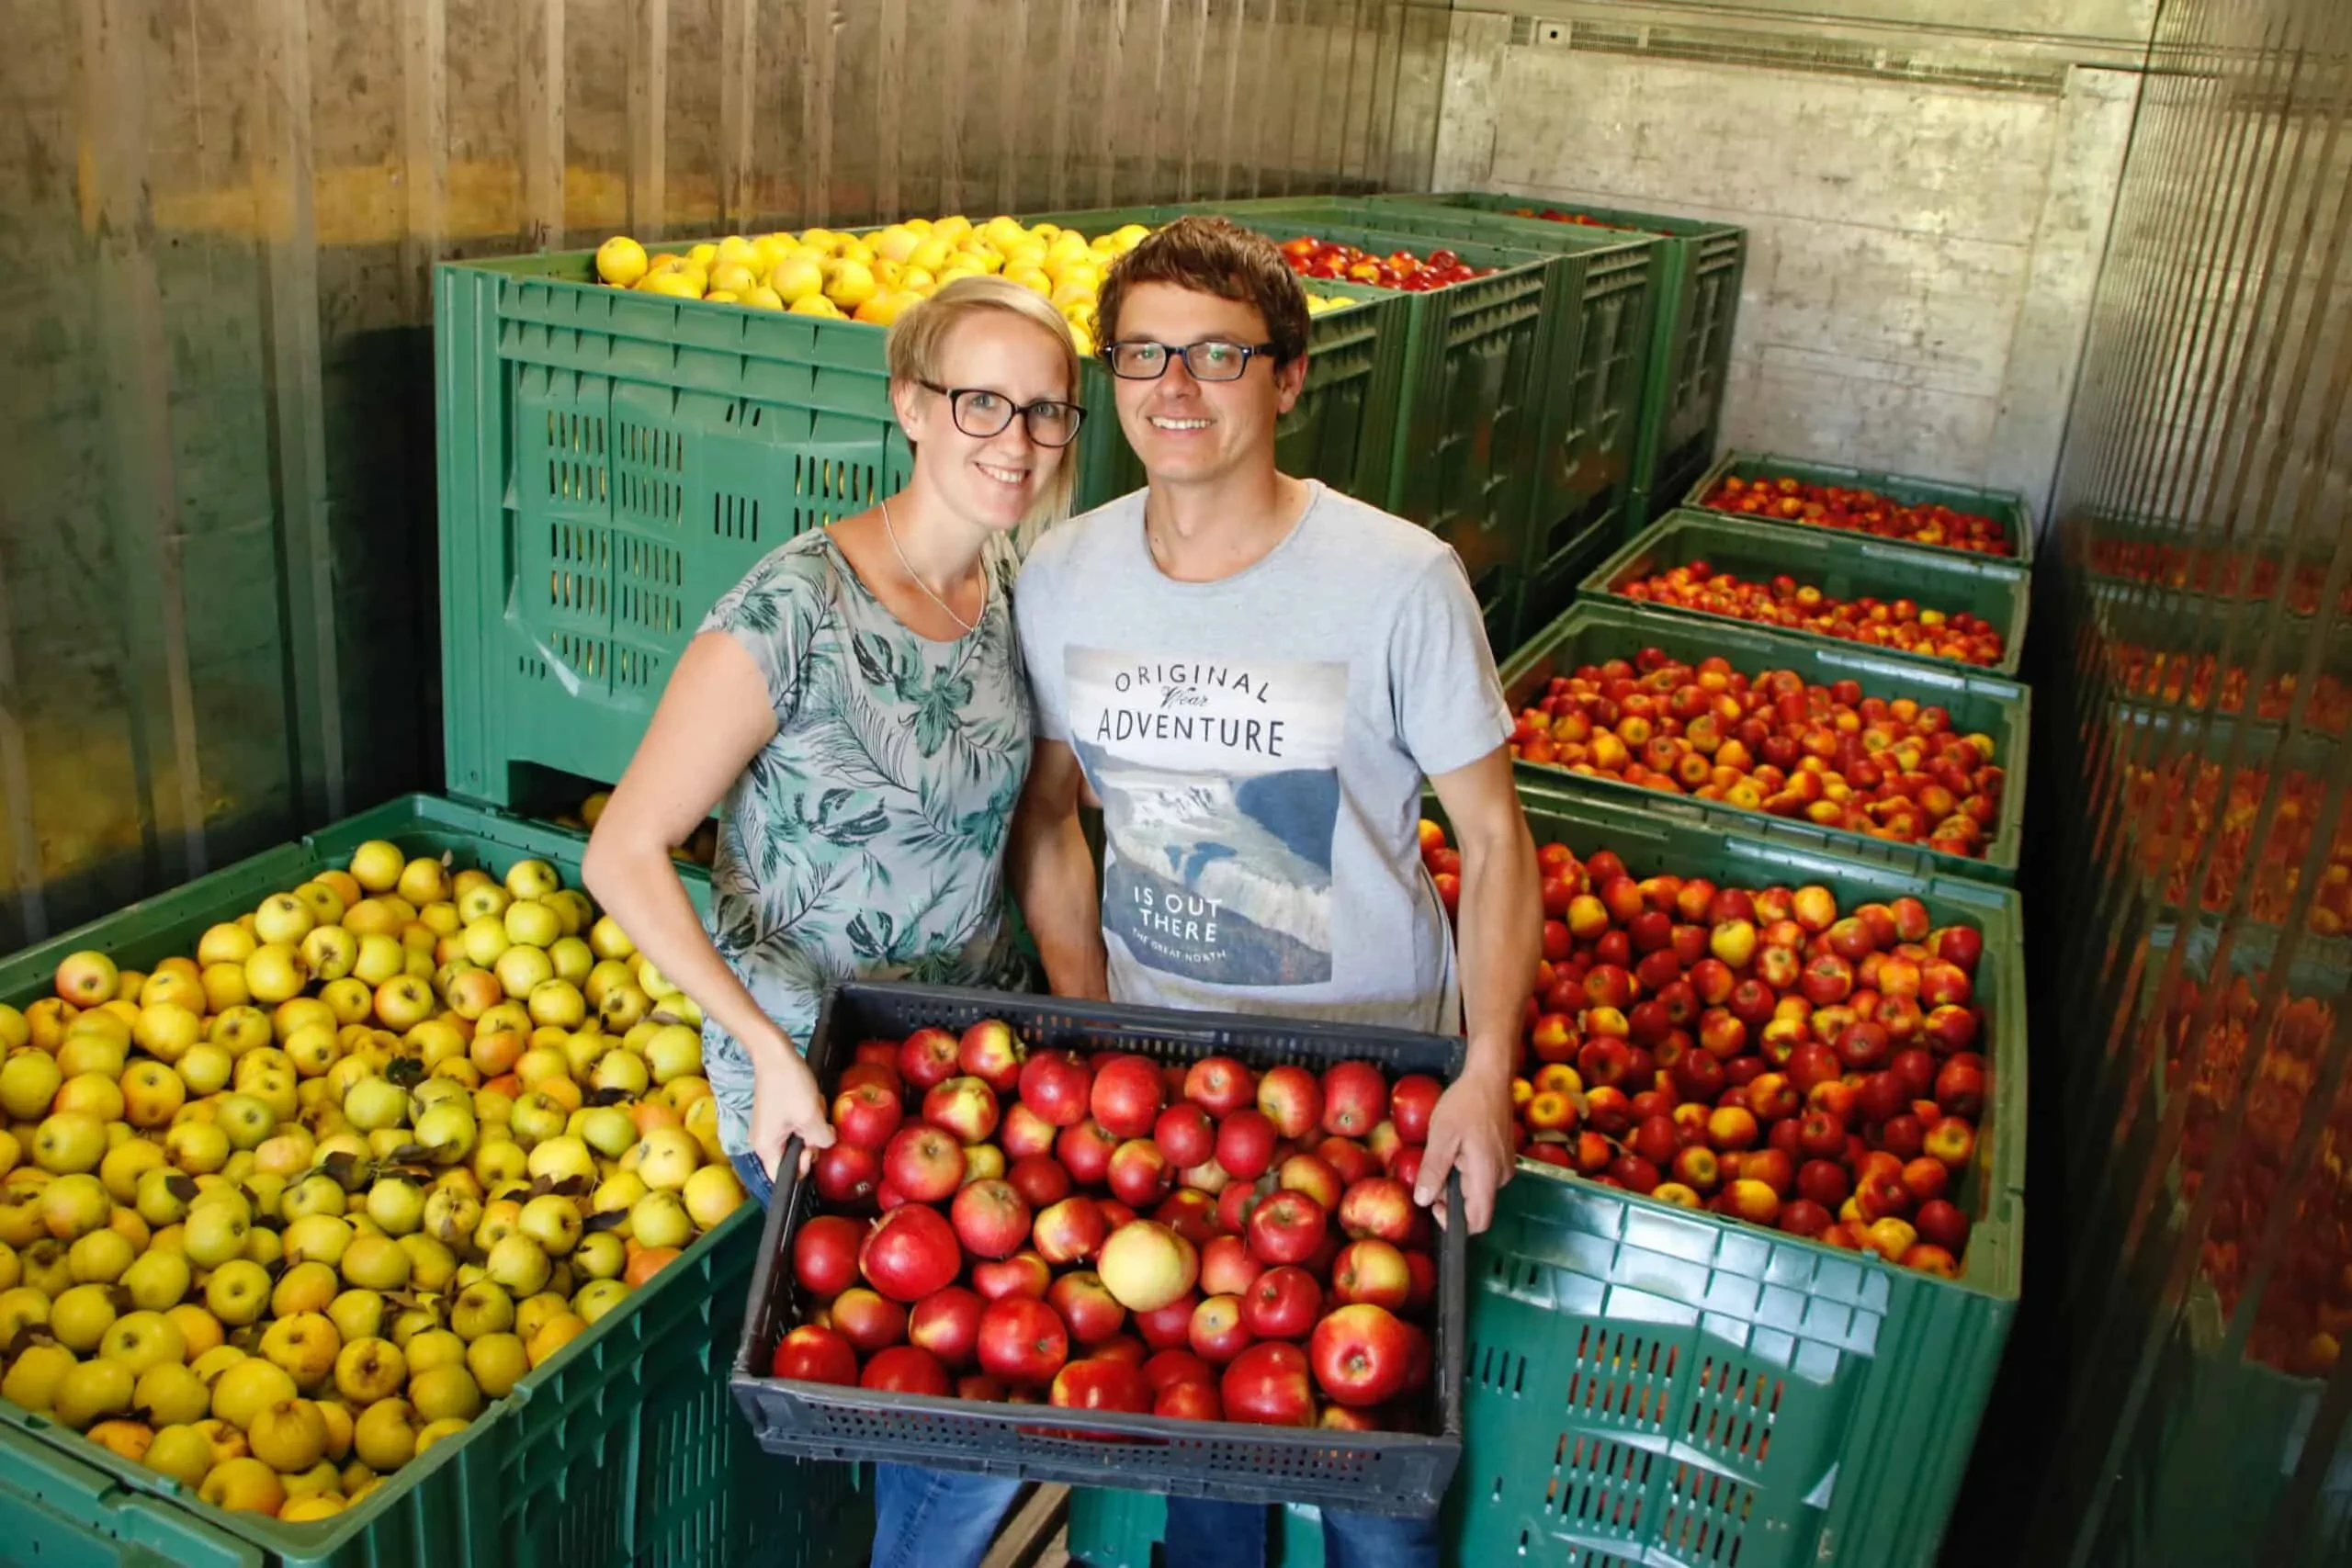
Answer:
[{"left": 1014, "top": 482, "right": 1511, "bottom": 1033}]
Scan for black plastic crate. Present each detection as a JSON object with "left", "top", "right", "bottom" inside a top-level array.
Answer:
[{"left": 729, "top": 982, "right": 1469, "bottom": 1515}]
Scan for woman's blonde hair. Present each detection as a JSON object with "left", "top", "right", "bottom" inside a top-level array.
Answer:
[{"left": 887, "top": 276, "right": 1085, "bottom": 550}]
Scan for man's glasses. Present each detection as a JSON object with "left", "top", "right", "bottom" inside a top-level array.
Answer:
[
  {"left": 919, "top": 382, "right": 1086, "bottom": 448},
  {"left": 1101, "top": 341, "right": 1282, "bottom": 382}
]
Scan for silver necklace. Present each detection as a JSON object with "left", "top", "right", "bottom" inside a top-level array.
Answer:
[{"left": 881, "top": 498, "right": 980, "bottom": 635}]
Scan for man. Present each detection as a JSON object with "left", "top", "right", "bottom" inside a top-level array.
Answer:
[{"left": 873, "top": 215, "right": 1539, "bottom": 1568}]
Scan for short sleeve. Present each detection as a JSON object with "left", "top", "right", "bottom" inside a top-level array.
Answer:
[
  {"left": 698, "top": 543, "right": 831, "bottom": 726},
  {"left": 1387, "top": 548, "right": 1512, "bottom": 779},
  {"left": 1013, "top": 537, "right": 1072, "bottom": 743}
]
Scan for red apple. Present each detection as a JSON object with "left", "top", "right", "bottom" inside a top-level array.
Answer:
[
  {"left": 1156, "top": 1380, "right": 1224, "bottom": 1420},
  {"left": 1106, "top": 1139, "right": 1175, "bottom": 1207},
  {"left": 1091, "top": 1055, "right": 1167, "bottom": 1140},
  {"left": 1309, "top": 1303, "right": 1411, "bottom": 1408},
  {"left": 1780, "top": 1199, "right": 1833, "bottom": 1238},
  {"left": 908, "top": 1285, "right": 986, "bottom": 1368},
  {"left": 1183, "top": 1056, "right": 1256, "bottom": 1116},
  {"left": 862, "top": 1344, "right": 952, "bottom": 1396},
  {"left": 881, "top": 1124, "right": 967, "bottom": 1205},
  {"left": 830, "top": 1288, "right": 909, "bottom": 1354},
  {"left": 1189, "top": 1236, "right": 1257, "bottom": 1302},
  {"left": 1133, "top": 1292, "right": 1201, "bottom": 1352},
  {"left": 1924, "top": 1116, "right": 1976, "bottom": 1168},
  {"left": 1048, "top": 1358, "right": 1152, "bottom": 1414},
  {"left": 1145, "top": 1348, "right": 1217, "bottom": 1393},
  {"left": 1721, "top": 1179, "right": 1781, "bottom": 1226},
  {"left": 1188, "top": 1293, "right": 1255, "bottom": 1364},
  {"left": 1247, "top": 1190, "right": 1329, "bottom": 1266},
  {"left": 792, "top": 1214, "right": 865, "bottom": 1297},
  {"left": 942, "top": 1179, "right": 1029, "bottom": 1262},
  {"left": 1915, "top": 1198, "right": 1971, "bottom": 1252},
  {"left": 1056, "top": 1119, "right": 1119, "bottom": 1187},
  {"left": 1934, "top": 1058, "right": 1985, "bottom": 1118},
  {"left": 858, "top": 1204, "right": 961, "bottom": 1303},
  {"left": 977, "top": 1297, "right": 1070, "bottom": 1386},
  {"left": 998, "top": 1103, "right": 1057, "bottom": 1162},
  {"left": 1216, "top": 1110, "right": 1280, "bottom": 1180},
  {"left": 971, "top": 1251, "right": 1053, "bottom": 1303},
  {"left": 1242, "top": 1265, "right": 1323, "bottom": 1340},
  {"left": 1222, "top": 1341, "right": 1316, "bottom": 1427},
  {"left": 1048, "top": 1270, "right": 1129, "bottom": 1347},
  {"left": 898, "top": 1027, "right": 963, "bottom": 1090},
  {"left": 1018, "top": 1051, "right": 1094, "bottom": 1127},
  {"left": 772, "top": 1323, "right": 859, "bottom": 1388},
  {"left": 831, "top": 1083, "right": 905, "bottom": 1151},
  {"left": 1277, "top": 1154, "right": 1344, "bottom": 1213},
  {"left": 957, "top": 1018, "right": 1024, "bottom": 1092},
  {"left": 1321, "top": 1062, "right": 1388, "bottom": 1138},
  {"left": 1330, "top": 1238, "right": 1412, "bottom": 1311},
  {"left": 1257, "top": 1066, "right": 1324, "bottom": 1140},
  {"left": 1336, "top": 1178, "right": 1417, "bottom": 1245},
  {"left": 922, "top": 1076, "right": 1001, "bottom": 1145},
  {"left": 1901, "top": 1156, "right": 1951, "bottom": 1205},
  {"left": 1153, "top": 1103, "right": 1216, "bottom": 1168},
  {"left": 1006, "top": 1155, "right": 1073, "bottom": 1210},
  {"left": 1388, "top": 1076, "right": 1442, "bottom": 1145},
  {"left": 1033, "top": 1196, "right": 1108, "bottom": 1266}
]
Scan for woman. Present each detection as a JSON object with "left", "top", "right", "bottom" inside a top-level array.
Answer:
[{"left": 582, "top": 276, "right": 1085, "bottom": 1568}]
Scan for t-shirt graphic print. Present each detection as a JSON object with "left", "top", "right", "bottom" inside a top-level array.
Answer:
[{"left": 1070, "top": 649, "right": 1347, "bottom": 986}]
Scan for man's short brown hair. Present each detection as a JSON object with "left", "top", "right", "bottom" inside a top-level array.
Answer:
[{"left": 1095, "top": 216, "right": 1311, "bottom": 367}]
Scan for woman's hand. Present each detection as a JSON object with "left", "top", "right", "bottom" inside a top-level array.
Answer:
[{"left": 752, "top": 1044, "right": 836, "bottom": 1180}]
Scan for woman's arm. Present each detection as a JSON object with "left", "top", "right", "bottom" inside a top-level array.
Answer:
[
  {"left": 582, "top": 630, "right": 833, "bottom": 1175},
  {"left": 1007, "top": 739, "right": 1110, "bottom": 1001}
]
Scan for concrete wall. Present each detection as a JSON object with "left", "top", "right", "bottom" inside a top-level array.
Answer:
[{"left": 1433, "top": 1, "right": 2154, "bottom": 522}]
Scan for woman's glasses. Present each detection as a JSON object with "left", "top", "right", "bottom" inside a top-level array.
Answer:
[{"left": 920, "top": 382, "right": 1086, "bottom": 447}]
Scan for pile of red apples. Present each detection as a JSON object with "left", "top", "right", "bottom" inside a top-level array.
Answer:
[
  {"left": 1421, "top": 822, "right": 1992, "bottom": 1276},
  {"left": 769, "top": 1021, "right": 1445, "bottom": 1432},
  {"left": 1506, "top": 647, "right": 2006, "bottom": 861},
  {"left": 1616, "top": 560, "right": 2009, "bottom": 668}
]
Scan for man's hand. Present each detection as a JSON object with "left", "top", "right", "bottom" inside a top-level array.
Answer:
[{"left": 1413, "top": 1048, "right": 1516, "bottom": 1233}]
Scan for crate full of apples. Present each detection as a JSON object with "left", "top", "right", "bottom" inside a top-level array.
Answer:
[
  {"left": 730, "top": 984, "right": 1465, "bottom": 1514},
  {"left": 0, "top": 807, "right": 762, "bottom": 1551},
  {"left": 1419, "top": 793, "right": 2020, "bottom": 1287}
]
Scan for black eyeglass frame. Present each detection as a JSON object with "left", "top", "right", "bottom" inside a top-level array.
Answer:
[
  {"left": 916, "top": 381, "right": 1088, "bottom": 447},
  {"left": 1098, "top": 340, "right": 1286, "bottom": 382}
]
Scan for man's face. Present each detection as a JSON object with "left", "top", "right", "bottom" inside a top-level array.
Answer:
[{"left": 1107, "top": 282, "right": 1306, "bottom": 490}]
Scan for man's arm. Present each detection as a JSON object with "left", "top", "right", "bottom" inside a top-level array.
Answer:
[
  {"left": 1414, "top": 743, "right": 1540, "bottom": 1233},
  {"left": 1009, "top": 739, "right": 1111, "bottom": 1001}
]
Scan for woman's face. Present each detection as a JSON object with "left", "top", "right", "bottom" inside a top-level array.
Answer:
[{"left": 899, "top": 311, "right": 1075, "bottom": 533}]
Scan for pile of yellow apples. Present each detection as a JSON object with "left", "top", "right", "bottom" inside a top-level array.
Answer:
[
  {"left": 0, "top": 843, "right": 747, "bottom": 1523},
  {"left": 592, "top": 213, "right": 1359, "bottom": 354}
]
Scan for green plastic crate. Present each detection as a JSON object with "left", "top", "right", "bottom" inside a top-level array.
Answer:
[
  {"left": 435, "top": 251, "right": 909, "bottom": 810},
  {"left": 1498, "top": 600, "right": 2031, "bottom": 886},
  {"left": 1363, "top": 193, "right": 1745, "bottom": 526},
  {"left": 1686, "top": 450, "right": 2036, "bottom": 568},
  {"left": 1070, "top": 781, "right": 2026, "bottom": 1568},
  {"left": 0, "top": 793, "right": 867, "bottom": 1568},
  {"left": 1581, "top": 511, "right": 2033, "bottom": 679}
]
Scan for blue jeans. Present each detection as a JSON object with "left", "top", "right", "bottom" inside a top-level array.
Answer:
[
  {"left": 736, "top": 1152, "right": 1025, "bottom": 1568},
  {"left": 1161, "top": 1495, "right": 1440, "bottom": 1568},
  {"left": 734, "top": 1155, "right": 1438, "bottom": 1568}
]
